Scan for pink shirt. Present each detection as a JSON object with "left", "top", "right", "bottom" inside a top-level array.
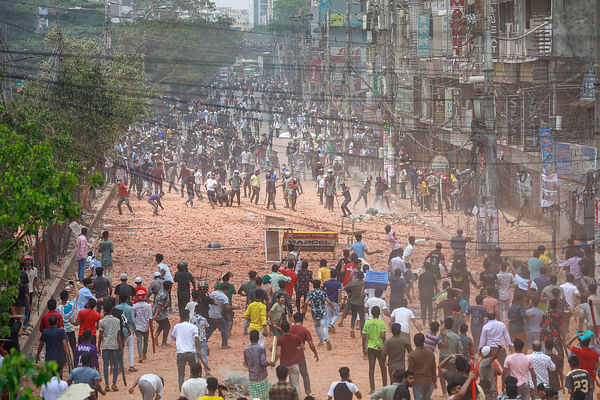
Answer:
[
  {"left": 76, "top": 234, "right": 88, "bottom": 260},
  {"left": 504, "top": 352, "right": 532, "bottom": 386},
  {"left": 387, "top": 232, "right": 401, "bottom": 250}
]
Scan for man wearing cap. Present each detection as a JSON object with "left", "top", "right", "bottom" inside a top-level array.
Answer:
[
  {"left": 147, "top": 272, "right": 164, "bottom": 302},
  {"left": 115, "top": 273, "right": 136, "bottom": 305},
  {"left": 479, "top": 346, "right": 503, "bottom": 400},
  {"left": 229, "top": 170, "right": 242, "bottom": 206},
  {"left": 133, "top": 290, "right": 152, "bottom": 362},
  {"left": 133, "top": 277, "right": 147, "bottom": 304}
]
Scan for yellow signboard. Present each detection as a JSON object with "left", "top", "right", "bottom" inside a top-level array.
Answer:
[{"left": 330, "top": 13, "right": 344, "bottom": 26}]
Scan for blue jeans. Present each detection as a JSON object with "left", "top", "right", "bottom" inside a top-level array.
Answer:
[
  {"left": 313, "top": 316, "right": 329, "bottom": 342},
  {"left": 77, "top": 259, "right": 86, "bottom": 281},
  {"left": 207, "top": 317, "right": 228, "bottom": 347},
  {"left": 413, "top": 384, "right": 433, "bottom": 400},
  {"left": 24, "top": 299, "right": 30, "bottom": 328},
  {"left": 499, "top": 299, "right": 510, "bottom": 322},
  {"left": 102, "top": 349, "right": 119, "bottom": 384},
  {"left": 326, "top": 302, "right": 339, "bottom": 327},
  {"left": 194, "top": 340, "right": 210, "bottom": 373}
]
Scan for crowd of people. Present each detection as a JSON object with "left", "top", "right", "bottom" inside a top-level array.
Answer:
[
  {"left": 6, "top": 70, "right": 599, "bottom": 400},
  {"left": 18, "top": 217, "right": 597, "bottom": 400}
]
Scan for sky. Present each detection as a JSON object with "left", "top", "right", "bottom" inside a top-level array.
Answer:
[{"left": 214, "top": 0, "right": 249, "bottom": 10}]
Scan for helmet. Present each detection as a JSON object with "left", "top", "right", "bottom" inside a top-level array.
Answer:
[
  {"left": 367, "top": 175, "right": 372, "bottom": 180},
  {"left": 177, "top": 261, "right": 188, "bottom": 269},
  {"left": 327, "top": 169, "right": 333, "bottom": 173},
  {"left": 285, "top": 171, "right": 291, "bottom": 177},
  {"left": 234, "top": 170, "right": 239, "bottom": 174}
]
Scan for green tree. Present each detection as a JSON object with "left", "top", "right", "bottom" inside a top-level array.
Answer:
[
  {"left": 268, "top": 0, "right": 310, "bottom": 32},
  {"left": 0, "top": 349, "right": 58, "bottom": 400},
  {"left": 0, "top": 111, "right": 81, "bottom": 332},
  {"left": 12, "top": 30, "right": 151, "bottom": 173},
  {"left": 114, "top": 18, "right": 241, "bottom": 95}
]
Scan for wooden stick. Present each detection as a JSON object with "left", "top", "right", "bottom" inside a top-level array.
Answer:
[
  {"left": 589, "top": 299, "right": 598, "bottom": 338},
  {"left": 181, "top": 246, "right": 257, "bottom": 252},
  {"left": 149, "top": 320, "right": 156, "bottom": 354},
  {"left": 271, "top": 336, "right": 278, "bottom": 364}
]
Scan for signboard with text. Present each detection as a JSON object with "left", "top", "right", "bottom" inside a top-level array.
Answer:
[
  {"left": 282, "top": 232, "right": 338, "bottom": 253},
  {"left": 417, "top": 15, "right": 430, "bottom": 57}
]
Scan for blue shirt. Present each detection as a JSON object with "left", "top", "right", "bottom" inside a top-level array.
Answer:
[
  {"left": 68, "top": 366, "right": 101, "bottom": 388},
  {"left": 149, "top": 194, "right": 161, "bottom": 201},
  {"left": 76, "top": 287, "right": 96, "bottom": 313},
  {"left": 350, "top": 241, "right": 367, "bottom": 259},
  {"left": 322, "top": 279, "right": 342, "bottom": 303}
]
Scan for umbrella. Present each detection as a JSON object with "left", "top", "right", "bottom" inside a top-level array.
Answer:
[{"left": 57, "top": 383, "right": 93, "bottom": 400}]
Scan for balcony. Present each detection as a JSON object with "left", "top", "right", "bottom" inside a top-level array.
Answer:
[{"left": 495, "top": 15, "right": 552, "bottom": 61}]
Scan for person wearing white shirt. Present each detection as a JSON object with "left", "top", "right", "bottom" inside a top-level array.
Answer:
[
  {"left": 180, "top": 363, "right": 208, "bottom": 400},
  {"left": 560, "top": 274, "right": 580, "bottom": 309},
  {"left": 402, "top": 236, "right": 426, "bottom": 266},
  {"left": 365, "top": 288, "right": 389, "bottom": 320},
  {"left": 155, "top": 254, "right": 173, "bottom": 282},
  {"left": 128, "top": 373, "right": 164, "bottom": 399},
  {"left": 390, "top": 298, "right": 421, "bottom": 334},
  {"left": 205, "top": 174, "right": 219, "bottom": 208},
  {"left": 527, "top": 340, "right": 555, "bottom": 386},
  {"left": 40, "top": 376, "right": 68, "bottom": 400},
  {"left": 170, "top": 309, "right": 204, "bottom": 390},
  {"left": 479, "top": 313, "right": 513, "bottom": 365},
  {"left": 327, "top": 367, "right": 361, "bottom": 400}
]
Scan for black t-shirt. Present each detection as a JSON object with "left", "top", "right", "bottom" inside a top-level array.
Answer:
[
  {"left": 418, "top": 271, "right": 437, "bottom": 301},
  {"left": 451, "top": 269, "right": 472, "bottom": 293},
  {"left": 41, "top": 327, "right": 67, "bottom": 362},
  {"left": 336, "top": 258, "right": 350, "bottom": 283},
  {"left": 174, "top": 271, "right": 195, "bottom": 294},
  {"left": 114, "top": 283, "right": 135, "bottom": 302},
  {"left": 93, "top": 276, "right": 110, "bottom": 298},
  {"left": 196, "top": 293, "right": 213, "bottom": 319},
  {"left": 394, "top": 383, "right": 411, "bottom": 400},
  {"left": 248, "top": 287, "right": 269, "bottom": 305},
  {"left": 479, "top": 270, "right": 496, "bottom": 290},
  {"left": 15, "top": 272, "right": 29, "bottom": 307}
]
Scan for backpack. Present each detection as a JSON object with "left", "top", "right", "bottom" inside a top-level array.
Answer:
[
  {"left": 111, "top": 307, "right": 128, "bottom": 342},
  {"left": 333, "top": 382, "right": 353, "bottom": 400}
]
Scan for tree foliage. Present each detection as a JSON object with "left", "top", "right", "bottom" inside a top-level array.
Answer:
[
  {"left": 268, "top": 0, "right": 310, "bottom": 32},
  {"left": 10, "top": 30, "right": 151, "bottom": 173},
  {"left": 0, "top": 111, "right": 81, "bottom": 331},
  {"left": 113, "top": 18, "right": 242, "bottom": 96},
  {"left": 0, "top": 349, "right": 58, "bottom": 400}
]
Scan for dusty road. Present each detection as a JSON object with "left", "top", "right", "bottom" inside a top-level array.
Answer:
[{"left": 37, "top": 136, "right": 563, "bottom": 400}]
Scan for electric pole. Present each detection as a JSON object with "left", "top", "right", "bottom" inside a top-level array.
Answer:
[
  {"left": 343, "top": 0, "right": 351, "bottom": 156},
  {"left": 52, "top": 0, "right": 62, "bottom": 82},
  {"left": 0, "top": 24, "right": 11, "bottom": 103},
  {"left": 102, "top": 0, "right": 112, "bottom": 63},
  {"left": 594, "top": 0, "right": 600, "bottom": 268},
  {"left": 476, "top": 0, "right": 499, "bottom": 253}
]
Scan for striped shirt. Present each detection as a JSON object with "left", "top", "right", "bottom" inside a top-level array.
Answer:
[{"left": 424, "top": 331, "right": 441, "bottom": 351}]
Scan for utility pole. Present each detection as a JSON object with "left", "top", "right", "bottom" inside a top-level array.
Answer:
[
  {"left": 102, "top": 0, "right": 112, "bottom": 63},
  {"left": 594, "top": 0, "right": 600, "bottom": 274},
  {"left": 0, "top": 24, "right": 11, "bottom": 103},
  {"left": 52, "top": 0, "right": 62, "bottom": 82},
  {"left": 343, "top": 0, "right": 351, "bottom": 157},
  {"left": 477, "top": 0, "right": 499, "bottom": 253}
]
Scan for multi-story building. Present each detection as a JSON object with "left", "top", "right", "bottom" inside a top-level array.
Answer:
[
  {"left": 218, "top": 7, "right": 251, "bottom": 30},
  {"left": 249, "top": 0, "right": 269, "bottom": 28},
  {"left": 364, "top": 0, "right": 598, "bottom": 242}
]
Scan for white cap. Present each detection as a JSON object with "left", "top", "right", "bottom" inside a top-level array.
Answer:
[
  {"left": 481, "top": 346, "right": 491, "bottom": 357},
  {"left": 154, "top": 271, "right": 161, "bottom": 277},
  {"left": 134, "top": 277, "right": 142, "bottom": 283},
  {"left": 120, "top": 273, "right": 128, "bottom": 280}
]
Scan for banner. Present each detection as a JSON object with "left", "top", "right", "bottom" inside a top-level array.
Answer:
[
  {"left": 282, "top": 232, "right": 338, "bottom": 253},
  {"left": 417, "top": 15, "right": 430, "bottom": 57}
]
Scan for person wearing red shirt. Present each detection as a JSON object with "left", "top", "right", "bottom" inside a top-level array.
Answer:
[
  {"left": 117, "top": 180, "right": 134, "bottom": 215},
  {"left": 74, "top": 298, "right": 101, "bottom": 346},
  {"left": 290, "top": 313, "right": 319, "bottom": 396},
  {"left": 133, "top": 277, "right": 147, "bottom": 304},
  {"left": 275, "top": 321, "right": 303, "bottom": 397},
  {"left": 39, "top": 299, "right": 64, "bottom": 332},
  {"left": 565, "top": 334, "right": 600, "bottom": 379},
  {"left": 150, "top": 163, "right": 165, "bottom": 194},
  {"left": 281, "top": 263, "right": 298, "bottom": 297}
]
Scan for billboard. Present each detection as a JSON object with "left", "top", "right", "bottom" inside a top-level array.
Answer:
[
  {"left": 282, "top": 232, "right": 338, "bottom": 253},
  {"left": 417, "top": 15, "right": 430, "bottom": 57}
]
